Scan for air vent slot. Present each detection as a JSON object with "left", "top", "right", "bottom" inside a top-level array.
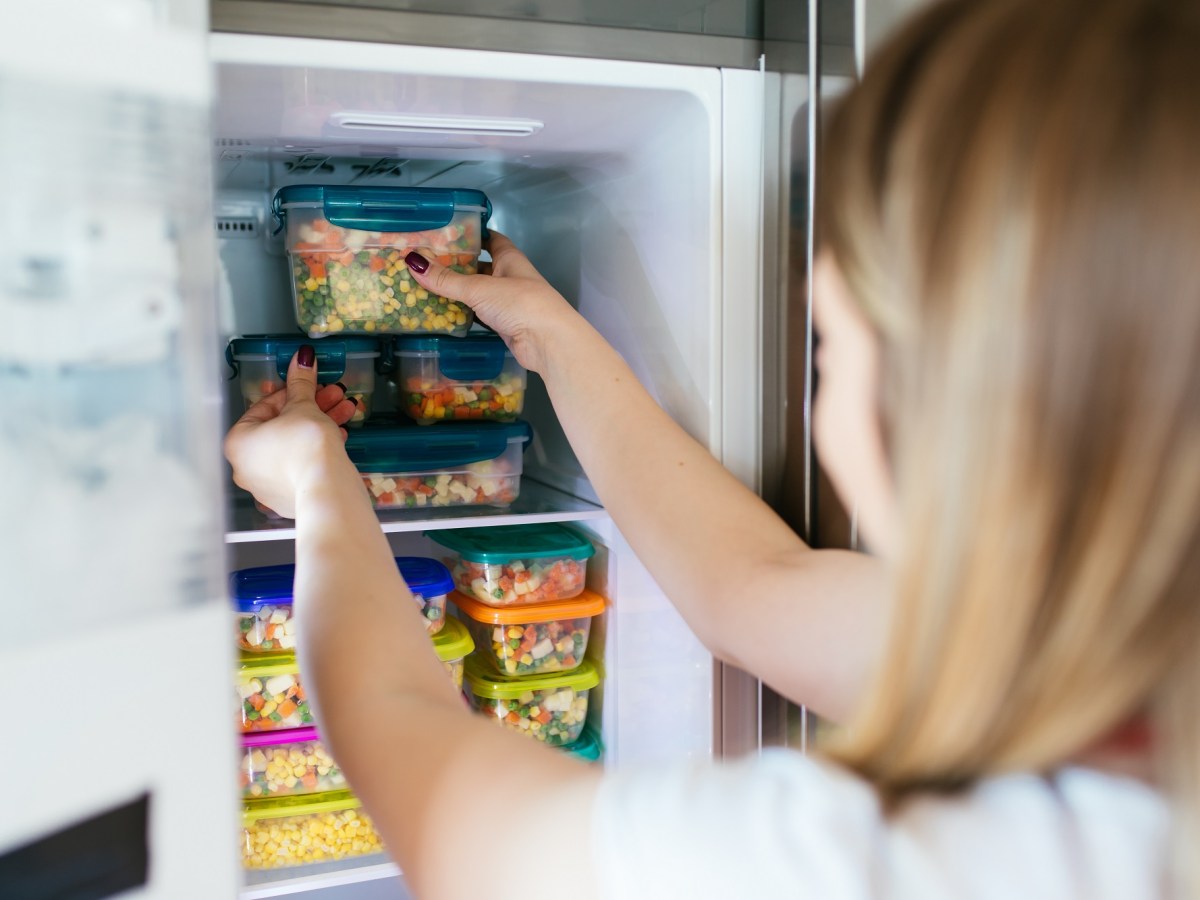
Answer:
[{"left": 215, "top": 217, "right": 259, "bottom": 239}]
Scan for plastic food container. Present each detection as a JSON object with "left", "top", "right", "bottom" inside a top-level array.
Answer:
[
  {"left": 563, "top": 726, "right": 603, "bottom": 763},
  {"left": 345, "top": 421, "right": 532, "bottom": 511},
  {"left": 241, "top": 790, "right": 382, "bottom": 869},
  {"left": 450, "top": 588, "right": 604, "bottom": 676},
  {"left": 431, "top": 524, "right": 595, "bottom": 607},
  {"left": 391, "top": 334, "right": 525, "bottom": 425},
  {"left": 231, "top": 564, "right": 297, "bottom": 653},
  {"left": 432, "top": 616, "right": 474, "bottom": 690},
  {"left": 226, "top": 335, "right": 379, "bottom": 425},
  {"left": 237, "top": 654, "right": 313, "bottom": 733},
  {"left": 239, "top": 727, "right": 346, "bottom": 799},
  {"left": 465, "top": 658, "right": 600, "bottom": 746},
  {"left": 395, "top": 556, "right": 454, "bottom": 634},
  {"left": 273, "top": 185, "right": 490, "bottom": 338}
]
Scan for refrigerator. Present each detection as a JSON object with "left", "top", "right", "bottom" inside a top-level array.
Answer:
[{"left": 0, "top": 0, "right": 918, "bottom": 897}]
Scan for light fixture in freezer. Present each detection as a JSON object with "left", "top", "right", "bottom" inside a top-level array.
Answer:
[{"left": 327, "top": 112, "right": 545, "bottom": 138}]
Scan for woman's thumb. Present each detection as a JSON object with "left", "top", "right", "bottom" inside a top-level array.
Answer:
[
  {"left": 404, "top": 250, "right": 490, "bottom": 310},
  {"left": 285, "top": 345, "right": 319, "bottom": 405}
]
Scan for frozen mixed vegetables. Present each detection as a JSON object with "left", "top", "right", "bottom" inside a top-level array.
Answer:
[
  {"left": 364, "top": 466, "right": 519, "bottom": 510},
  {"left": 401, "top": 372, "right": 524, "bottom": 424},
  {"left": 241, "top": 798, "right": 382, "bottom": 869},
  {"left": 240, "top": 734, "right": 345, "bottom": 799},
  {"left": 454, "top": 555, "right": 587, "bottom": 606},
  {"left": 238, "top": 667, "right": 313, "bottom": 733},
  {"left": 471, "top": 685, "right": 591, "bottom": 747},
  {"left": 237, "top": 604, "right": 296, "bottom": 653}
]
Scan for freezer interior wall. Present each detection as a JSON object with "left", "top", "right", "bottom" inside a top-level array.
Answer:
[{"left": 213, "top": 41, "right": 720, "bottom": 765}]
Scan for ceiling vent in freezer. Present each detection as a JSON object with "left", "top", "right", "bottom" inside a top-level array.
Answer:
[{"left": 328, "top": 113, "right": 544, "bottom": 138}]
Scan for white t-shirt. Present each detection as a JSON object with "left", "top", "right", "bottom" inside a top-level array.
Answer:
[{"left": 592, "top": 750, "right": 1168, "bottom": 899}]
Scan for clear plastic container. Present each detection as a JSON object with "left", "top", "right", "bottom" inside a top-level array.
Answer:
[
  {"left": 237, "top": 654, "right": 314, "bottom": 733},
  {"left": 465, "top": 658, "right": 600, "bottom": 746},
  {"left": 449, "top": 588, "right": 605, "bottom": 676},
  {"left": 227, "top": 335, "right": 379, "bottom": 425},
  {"left": 231, "top": 564, "right": 297, "bottom": 654},
  {"left": 391, "top": 334, "right": 526, "bottom": 425},
  {"left": 432, "top": 616, "right": 474, "bottom": 690},
  {"left": 273, "top": 185, "right": 490, "bottom": 338},
  {"left": 563, "top": 725, "right": 603, "bottom": 763},
  {"left": 395, "top": 556, "right": 454, "bottom": 634},
  {"left": 241, "top": 790, "right": 383, "bottom": 870},
  {"left": 431, "top": 524, "right": 595, "bottom": 607},
  {"left": 346, "top": 421, "right": 532, "bottom": 512},
  {"left": 239, "top": 727, "right": 346, "bottom": 799}
]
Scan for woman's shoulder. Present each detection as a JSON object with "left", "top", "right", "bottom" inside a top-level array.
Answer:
[{"left": 592, "top": 749, "right": 1168, "bottom": 899}]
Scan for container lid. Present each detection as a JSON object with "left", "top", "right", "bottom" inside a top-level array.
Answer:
[
  {"left": 448, "top": 588, "right": 605, "bottom": 625},
  {"left": 230, "top": 564, "right": 295, "bottom": 612},
  {"left": 227, "top": 334, "right": 379, "bottom": 382},
  {"left": 464, "top": 657, "right": 600, "bottom": 698},
  {"left": 392, "top": 333, "right": 513, "bottom": 381},
  {"left": 242, "top": 789, "right": 361, "bottom": 825},
  {"left": 237, "top": 653, "right": 300, "bottom": 680},
  {"left": 345, "top": 420, "right": 532, "bottom": 471},
  {"left": 429, "top": 524, "right": 595, "bottom": 565},
  {"left": 563, "top": 726, "right": 603, "bottom": 762},
  {"left": 273, "top": 185, "right": 491, "bottom": 235},
  {"left": 395, "top": 556, "right": 454, "bottom": 597},
  {"left": 240, "top": 726, "right": 319, "bottom": 749},
  {"left": 431, "top": 616, "right": 474, "bottom": 661}
]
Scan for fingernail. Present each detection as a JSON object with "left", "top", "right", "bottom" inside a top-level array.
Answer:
[
  {"left": 405, "top": 251, "right": 429, "bottom": 274},
  {"left": 333, "top": 381, "right": 348, "bottom": 394},
  {"left": 347, "top": 395, "right": 360, "bottom": 406},
  {"left": 297, "top": 345, "right": 315, "bottom": 369}
]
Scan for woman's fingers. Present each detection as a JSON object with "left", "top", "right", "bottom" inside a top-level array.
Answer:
[
  {"left": 283, "top": 346, "right": 319, "bottom": 407},
  {"left": 404, "top": 250, "right": 499, "bottom": 310},
  {"left": 326, "top": 397, "right": 358, "bottom": 427},
  {"left": 485, "top": 231, "right": 543, "bottom": 281}
]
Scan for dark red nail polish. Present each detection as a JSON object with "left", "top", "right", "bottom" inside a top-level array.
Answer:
[
  {"left": 334, "top": 381, "right": 348, "bottom": 394},
  {"left": 405, "top": 251, "right": 429, "bottom": 274},
  {"left": 297, "top": 345, "right": 315, "bottom": 369}
]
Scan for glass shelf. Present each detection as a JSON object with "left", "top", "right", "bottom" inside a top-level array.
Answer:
[
  {"left": 240, "top": 855, "right": 401, "bottom": 898},
  {"left": 225, "top": 478, "right": 606, "bottom": 543}
]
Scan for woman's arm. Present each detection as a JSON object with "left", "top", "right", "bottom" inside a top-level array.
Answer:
[
  {"left": 407, "top": 240, "right": 887, "bottom": 721},
  {"left": 226, "top": 353, "right": 601, "bottom": 900}
]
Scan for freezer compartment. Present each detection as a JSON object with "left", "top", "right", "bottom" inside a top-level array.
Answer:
[
  {"left": 240, "top": 726, "right": 347, "bottom": 799},
  {"left": 465, "top": 658, "right": 600, "bottom": 747},
  {"left": 390, "top": 334, "right": 525, "bottom": 425},
  {"left": 228, "top": 335, "right": 380, "bottom": 425},
  {"left": 237, "top": 653, "right": 314, "bottom": 733},
  {"left": 395, "top": 555, "right": 455, "bottom": 634},
  {"left": 451, "top": 588, "right": 604, "bottom": 676},
  {"left": 275, "top": 185, "right": 488, "bottom": 338},
  {"left": 432, "top": 616, "right": 474, "bottom": 690},
  {"left": 241, "top": 791, "right": 383, "bottom": 870},
  {"left": 431, "top": 523, "right": 594, "bottom": 607}
]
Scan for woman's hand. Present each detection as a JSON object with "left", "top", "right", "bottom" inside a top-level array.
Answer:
[
  {"left": 224, "top": 346, "right": 360, "bottom": 519},
  {"left": 403, "top": 231, "right": 583, "bottom": 374}
]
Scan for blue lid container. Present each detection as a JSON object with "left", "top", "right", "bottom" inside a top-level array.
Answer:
[
  {"left": 394, "top": 556, "right": 454, "bottom": 597},
  {"left": 231, "top": 564, "right": 295, "bottom": 614}
]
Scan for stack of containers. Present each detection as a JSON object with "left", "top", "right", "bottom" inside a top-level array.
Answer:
[
  {"left": 231, "top": 557, "right": 471, "bottom": 869},
  {"left": 265, "top": 185, "right": 534, "bottom": 516},
  {"left": 432, "top": 524, "right": 605, "bottom": 750}
]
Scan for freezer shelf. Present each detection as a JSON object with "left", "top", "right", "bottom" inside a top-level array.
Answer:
[
  {"left": 226, "top": 478, "right": 605, "bottom": 543},
  {"left": 241, "top": 854, "right": 402, "bottom": 899}
]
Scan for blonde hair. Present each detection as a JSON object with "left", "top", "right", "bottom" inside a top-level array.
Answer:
[{"left": 820, "top": 0, "right": 1200, "bottom": 890}]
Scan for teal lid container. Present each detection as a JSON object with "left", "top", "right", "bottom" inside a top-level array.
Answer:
[
  {"left": 273, "top": 185, "right": 491, "bottom": 236},
  {"left": 563, "top": 726, "right": 603, "bottom": 763},
  {"left": 390, "top": 333, "right": 512, "bottom": 382},
  {"left": 227, "top": 334, "right": 380, "bottom": 382},
  {"left": 344, "top": 421, "right": 532, "bottom": 471},
  {"left": 429, "top": 524, "right": 595, "bottom": 564}
]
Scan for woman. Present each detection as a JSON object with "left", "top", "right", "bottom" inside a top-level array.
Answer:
[{"left": 225, "top": 0, "right": 1200, "bottom": 895}]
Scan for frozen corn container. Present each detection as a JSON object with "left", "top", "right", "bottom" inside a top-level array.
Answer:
[
  {"left": 431, "top": 615, "right": 474, "bottom": 690},
  {"left": 449, "top": 588, "right": 605, "bottom": 676},
  {"left": 395, "top": 556, "right": 454, "bottom": 634},
  {"left": 390, "top": 334, "right": 525, "bottom": 425},
  {"left": 431, "top": 523, "right": 594, "bottom": 607},
  {"left": 346, "top": 421, "right": 532, "bottom": 511},
  {"left": 227, "top": 335, "right": 379, "bottom": 425},
  {"left": 237, "top": 653, "right": 314, "bottom": 733},
  {"left": 273, "top": 185, "right": 490, "bottom": 338},
  {"left": 241, "top": 790, "right": 383, "bottom": 869},
  {"left": 231, "top": 564, "right": 297, "bottom": 654},
  {"left": 239, "top": 726, "right": 346, "bottom": 799},
  {"left": 464, "top": 658, "right": 600, "bottom": 746}
]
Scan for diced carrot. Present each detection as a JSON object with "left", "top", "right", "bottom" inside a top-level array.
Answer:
[
  {"left": 458, "top": 254, "right": 475, "bottom": 267},
  {"left": 454, "top": 407, "right": 470, "bottom": 419},
  {"left": 379, "top": 492, "right": 395, "bottom": 505},
  {"left": 250, "top": 694, "right": 265, "bottom": 711},
  {"left": 294, "top": 685, "right": 306, "bottom": 701},
  {"left": 562, "top": 655, "right": 576, "bottom": 668},
  {"left": 336, "top": 250, "right": 356, "bottom": 267},
  {"left": 536, "top": 710, "right": 552, "bottom": 725},
  {"left": 416, "top": 484, "right": 435, "bottom": 496},
  {"left": 368, "top": 255, "right": 386, "bottom": 272},
  {"left": 470, "top": 408, "right": 484, "bottom": 418},
  {"left": 301, "top": 772, "right": 318, "bottom": 788},
  {"left": 506, "top": 712, "right": 521, "bottom": 725},
  {"left": 277, "top": 699, "right": 298, "bottom": 719},
  {"left": 436, "top": 254, "right": 453, "bottom": 266},
  {"left": 312, "top": 220, "right": 329, "bottom": 233},
  {"left": 308, "top": 262, "right": 326, "bottom": 280}
]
